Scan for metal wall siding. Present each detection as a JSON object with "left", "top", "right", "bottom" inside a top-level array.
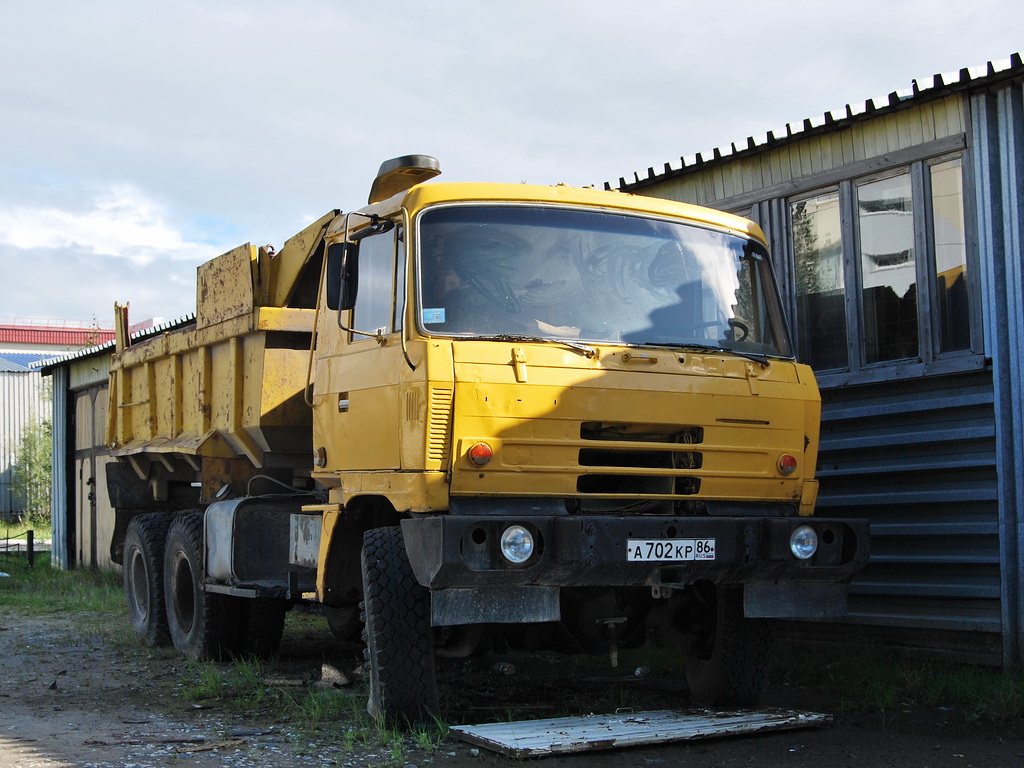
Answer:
[
  {"left": 971, "top": 82, "right": 1024, "bottom": 666},
  {"left": 0, "top": 371, "right": 50, "bottom": 516},
  {"left": 815, "top": 370, "right": 1002, "bottom": 660},
  {"left": 49, "top": 367, "right": 68, "bottom": 569}
]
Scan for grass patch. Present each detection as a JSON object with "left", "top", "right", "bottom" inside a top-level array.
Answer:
[
  {"left": 175, "top": 654, "right": 447, "bottom": 765},
  {"left": 774, "top": 644, "right": 1024, "bottom": 726},
  {"left": 2, "top": 515, "right": 53, "bottom": 542},
  {"left": 0, "top": 552, "right": 123, "bottom": 614}
]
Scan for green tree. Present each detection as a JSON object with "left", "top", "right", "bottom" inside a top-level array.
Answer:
[{"left": 12, "top": 416, "right": 52, "bottom": 524}]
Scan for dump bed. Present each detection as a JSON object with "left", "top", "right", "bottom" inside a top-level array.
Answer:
[{"left": 105, "top": 211, "right": 337, "bottom": 470}]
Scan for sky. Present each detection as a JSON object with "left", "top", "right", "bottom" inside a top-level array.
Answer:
[{"left": 1, "top": 0, "right": 1021, "bottom": 326}]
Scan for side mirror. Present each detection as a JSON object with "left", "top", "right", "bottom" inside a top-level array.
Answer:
[{"left": 326, "top": 242, "right": 358, "bottom": 311}]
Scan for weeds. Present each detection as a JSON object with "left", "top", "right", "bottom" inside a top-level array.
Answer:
[
  {"left": 773, "top": 644, "right": 1024, "bottom": 726},
  {"left": 180, "top": 662, "right": 227, "bottom": 700},
  {"left": 0, "top": 553, "right": 122, "bottom": 614}
]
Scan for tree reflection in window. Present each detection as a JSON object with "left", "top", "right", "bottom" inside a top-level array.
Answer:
[{"left": 792, "top": 192, "right": 847, "bottom": 370}]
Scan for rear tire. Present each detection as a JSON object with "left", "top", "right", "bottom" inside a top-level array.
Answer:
[
  {"left": 164, "top": 512, "right": 242, "bottom": 660},
  {"left": 361, "top": 526, "right": 438, "bottom": 724},
  {"left": 123, "top": 513, "right": 172, "bottom": 647},
  {"left": 681, "top": 584, "right": 771, "bottom": 707},
  {"left": 326, "top": 603, "right": 362, "bottom": 642}
]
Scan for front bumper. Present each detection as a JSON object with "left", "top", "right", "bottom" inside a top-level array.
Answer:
[
  {"left": 402, "top": 514, "right": 868, "bottom": 591},
  {"left": 403, "top": 513, "right": 868, "bottom": 624}
]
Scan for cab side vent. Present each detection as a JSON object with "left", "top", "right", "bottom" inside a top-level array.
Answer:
[{"left": 427, "top": 387, "right": 454, "bottom": 462}]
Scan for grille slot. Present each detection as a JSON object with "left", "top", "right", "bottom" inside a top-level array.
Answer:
[
  {"left": 580, "top": 421, "right": 703, "bottom": 444},
  {"left": 576, "top": 474, "right": 701, "bottom": 496}
]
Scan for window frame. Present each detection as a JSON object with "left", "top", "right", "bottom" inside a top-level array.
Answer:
[
  {"left": 347, "top": 225, "right": 400, "bottom": 344},
  {"left": 784, "top": 149, "right": 984, "bottom": 387}
]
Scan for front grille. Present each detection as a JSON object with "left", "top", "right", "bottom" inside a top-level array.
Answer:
[{"left": 577, "top": 422, "right": 704, "bottom": 499}]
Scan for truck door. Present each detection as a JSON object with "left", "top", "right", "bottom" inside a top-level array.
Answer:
[{"left": 323, "top": 224, "right": 408, "bottom": 471}]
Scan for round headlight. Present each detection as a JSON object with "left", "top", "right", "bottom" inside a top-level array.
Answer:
[
  {"left": 499, "top": 525, "right": 535, "bottom": 564},
  {"left": 790, "top": 524, "right": 818, "bottom": 560}
]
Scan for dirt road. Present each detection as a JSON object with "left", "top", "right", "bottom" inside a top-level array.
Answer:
[{"left": 1, "top": 608, "right": 1022, "bottom": 768}]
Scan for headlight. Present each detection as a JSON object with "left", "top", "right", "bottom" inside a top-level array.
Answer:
[
  {"left": 790, "top": 525, "right": 818, "bottom": 560},
  {"left": 499, "top": 525, "right": 534, "bottom": 564}
]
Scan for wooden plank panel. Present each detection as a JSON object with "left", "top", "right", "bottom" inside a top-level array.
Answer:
[
  {"left": 933, "top": 97, "right": 951, "bottom": 137},
  {"left": 895, "top": 109, "right": 914, "bottom": 151},
  {"left": 840, "top": 129, "right": 857, "bottom": 166},
  {"left": 908, "top": 106, "right": 925, "bottom": 146}
]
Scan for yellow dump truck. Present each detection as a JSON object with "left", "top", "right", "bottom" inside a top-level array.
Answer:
[{"left": 106, "top": 155, "right": 868, "bottom": 722}]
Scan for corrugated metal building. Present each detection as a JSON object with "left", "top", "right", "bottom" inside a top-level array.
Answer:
[
  {"left": 0, "top": 358, "right": 51, "bottom": 521},
  {"left": 40, "top": 317, "right": 190, "bottom": 569},
  {"left": 609, "top": 53, "right": 1023, "bottom": 666}
]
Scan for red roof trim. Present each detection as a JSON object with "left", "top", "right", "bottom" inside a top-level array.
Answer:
[{"left": 0, "top": 326, "right": 116, "bottom": 346}]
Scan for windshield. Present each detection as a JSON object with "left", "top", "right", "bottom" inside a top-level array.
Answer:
[{"left": 416, "top": 204, "right": 793, "bottom": 357}]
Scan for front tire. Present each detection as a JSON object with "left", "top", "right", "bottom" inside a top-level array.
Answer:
[
  {"left": 163, "top": 512, "right": 242, "bottom": 660},
  {"left": 123, "top": 513, "right": 172, "bottom": 647},
  {"left": 361, "top": 526, "right": 438, "bottom": 724},
  {"left": 681, "top": 584, "right": 771, "bottom": 707}
]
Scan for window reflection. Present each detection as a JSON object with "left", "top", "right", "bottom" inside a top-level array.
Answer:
[
  {"left": 791, "top": 193, "right": 847, "bottom": 369},
  {"left": 418, "top": 205, "right": 792, "bottom": 357},
  {"left": 858, "top": 173, "right": 918, "bottom": 364},
  {"left": 931, "top": 158, "right": 970, "bottom": 353},
  {"left": 352, "top": 230, "right": 395, "bottom": 337}
]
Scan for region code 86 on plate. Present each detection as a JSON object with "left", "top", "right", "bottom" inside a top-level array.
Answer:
[{"left": 626, "top": 538, "right": 716, "bottom": 562}]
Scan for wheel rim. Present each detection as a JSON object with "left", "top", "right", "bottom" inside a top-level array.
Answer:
[
  {"left": 171, "top": 551, "right": 196, "bottom": 633},
  {"left": 127, "top": 546, "right": 149, "bottom": 622}
]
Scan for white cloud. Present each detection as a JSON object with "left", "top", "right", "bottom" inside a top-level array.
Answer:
[{"left": 0, "top": 184, "right": 225, "bottom": 265}]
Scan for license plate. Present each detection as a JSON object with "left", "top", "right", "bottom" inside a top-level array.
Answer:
[{"left": 627, "top": 538, "right": 716, "bottom": 562}]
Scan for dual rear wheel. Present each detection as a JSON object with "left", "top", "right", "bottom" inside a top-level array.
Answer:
[{"left": 122, "top": 511, "right": 286, "bottom": 661}]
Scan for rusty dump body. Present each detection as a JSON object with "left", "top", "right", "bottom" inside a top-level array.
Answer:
[
  {"left": 106, "top": 213, "right": 336, "bottom": 503},
  {"left": 104, "top": 156, "right": 868, "bottom": 722}
]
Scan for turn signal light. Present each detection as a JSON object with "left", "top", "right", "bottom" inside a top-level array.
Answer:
[
  {"left": 469, "top": 442, "right": 493, "bottom": 466},
  {"left": 778, "top": 453, "right": 798, "bottom": 476}
]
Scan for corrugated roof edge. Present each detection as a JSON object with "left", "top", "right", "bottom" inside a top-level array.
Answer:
[
  {"left": 0, "top": 358, "right": 31, "bottom": 372},
  {"left": 37, "top": 314, "right": 197, "bottom": 373},
  {"left": 607, "top": 51, "right": 1024, "bottom": 192}
]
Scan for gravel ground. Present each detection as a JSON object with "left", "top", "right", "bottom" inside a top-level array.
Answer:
[{"left": 1, "top": 607, "right": 1023, "bottom": 768}]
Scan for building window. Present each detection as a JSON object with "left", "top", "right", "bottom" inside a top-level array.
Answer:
[
  {"left": 857, "top": 172, "right": 918, "bottom": 364},
  {"left": 930, "top": 157, "right": 970, "bottom": 353},
  {"left": 788, "top": 153, "right": 975, "bottom": 377},
  {"left": 792, "top": 191, "right": 847, "bottom": 370}
]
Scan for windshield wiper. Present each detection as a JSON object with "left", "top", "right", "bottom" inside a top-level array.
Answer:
[
  {"left": 488, "top": 334, "right": 598, "bottom": 359},
  {"left": 643, "top": 342, "right": 771, "bottom": 368}
]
